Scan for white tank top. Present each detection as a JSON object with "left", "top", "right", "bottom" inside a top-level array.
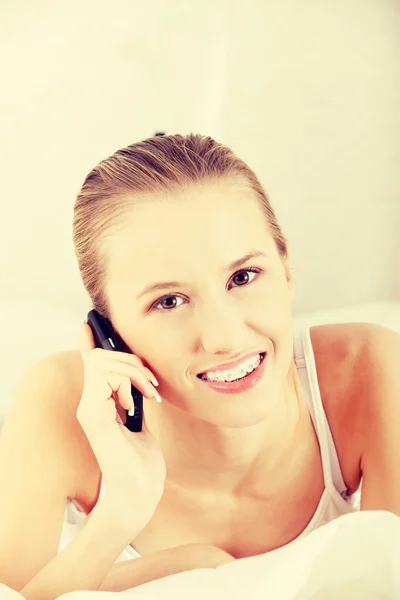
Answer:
[{"left": 59, "top": 325, "right": 361, "bottom": 563}]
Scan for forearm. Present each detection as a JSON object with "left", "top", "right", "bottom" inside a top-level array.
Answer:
[
  {"left": 20, "top": 504, "right": 138, "bottom": 600},
  {"left": 99, "top": 543, "right": 236, "bottom": 592}
]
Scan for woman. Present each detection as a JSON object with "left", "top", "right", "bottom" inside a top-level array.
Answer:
[{"left": 0, "top": 133, "right": 399, "bottom": 598}]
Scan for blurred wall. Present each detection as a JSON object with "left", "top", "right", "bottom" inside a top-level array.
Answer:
[{"left": 1, "top": 0, "right": 399, "bottom": 317}]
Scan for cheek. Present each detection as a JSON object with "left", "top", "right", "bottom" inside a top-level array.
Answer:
[
  {"left": 250, "top": 277, "right": 292, "bottom": 321},
  {"left": 251, "top": 279, "right": 293, "bottom": 358},
  {"left": 127, "top": 333, "right": 171, "bottom": 376},
  {"left": 143, "top": 339, "right": 185, "bottom": 381}
]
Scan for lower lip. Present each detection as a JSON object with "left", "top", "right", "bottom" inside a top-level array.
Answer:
[{"left": 197, "top": 353, "right": 267, "bottom": 394}]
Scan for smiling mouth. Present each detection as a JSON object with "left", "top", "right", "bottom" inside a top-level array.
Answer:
[{"left": 197, "top": 352, "right": 266, "bottom": 382}]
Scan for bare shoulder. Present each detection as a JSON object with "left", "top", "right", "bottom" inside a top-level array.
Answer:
[
  {"left": 47, "top": 349, "right": 102, "bottom": 511},
  {"left": 308, "top": 322, "right": 377, "bottom": 493},
  {"left": 309, "top": 321, "right": 373, "bottom": 390},
  {"left": 51, "top": 348, "right": 85, "bottom": 405},
  {"left": 309, "top": 321, "right": 392, "bottom": 393}
]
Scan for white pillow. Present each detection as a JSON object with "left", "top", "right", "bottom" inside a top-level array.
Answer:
[{"left": 1, "top": 510, "right": 396, "bottom": 599}]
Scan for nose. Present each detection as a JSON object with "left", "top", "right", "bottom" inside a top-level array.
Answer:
[{"left": 194, "top": 298, "right": 246, "bottom": 356}]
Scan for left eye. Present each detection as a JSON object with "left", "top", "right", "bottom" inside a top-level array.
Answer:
[{"left": 230, "top": 267, "right": 261, "bottom": 288}]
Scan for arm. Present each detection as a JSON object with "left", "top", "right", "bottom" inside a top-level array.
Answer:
[
  {"left": 0, "top": 354, "right": 91, "bottom": 591},
  {"left": 99, "top": 543, "right": 236, "bottom": 592},
  {"left": 358, "top": 324, "right": 400, "bottom": 514},
  {"left": 0, "top": 351, "right": 143, "bottom": 599},
  {"left": 20, "top": 502, "right": 141, "bottom": 600}
]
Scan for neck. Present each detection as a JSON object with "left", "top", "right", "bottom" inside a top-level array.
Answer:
[{"left": 145, "top": 360, "right": 311, "bottom": 498}]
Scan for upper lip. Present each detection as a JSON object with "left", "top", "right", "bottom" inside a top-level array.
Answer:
[{"left": 197, "top": 350, "right": 265, "bottom": 375}]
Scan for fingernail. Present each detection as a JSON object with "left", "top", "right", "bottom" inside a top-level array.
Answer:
[
  {"left": 153, "top": 389, "right": 162, "bottom": 403},
  {"left": 150, "top": 375, "right": 159, "bottom": 387},
  {"left": 128, "top": 403, "right": 135, "bottom": 416}
]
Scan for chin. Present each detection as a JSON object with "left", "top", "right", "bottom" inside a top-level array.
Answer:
[{"left": 205, "top": 394, "right": 276, "bottom": 429}]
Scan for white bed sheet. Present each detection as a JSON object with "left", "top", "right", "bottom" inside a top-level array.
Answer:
[{"left": 1, "top": 511, "right": 399, "bottom": 599}]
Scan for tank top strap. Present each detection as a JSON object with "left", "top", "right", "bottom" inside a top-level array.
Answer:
[
  {"left": 293, "top": 325, "right": 349, "bottom": 499},
  {"left": 99, "top": 476, "right": 107, "bottom": 500}
]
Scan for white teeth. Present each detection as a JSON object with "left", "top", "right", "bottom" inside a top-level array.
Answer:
[{"left": 202, "top": 354, "right": 262, "bottom": 382}]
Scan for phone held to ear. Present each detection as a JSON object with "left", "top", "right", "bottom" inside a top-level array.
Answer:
[{"left": 86, "top": 309, "right": 143, "bottom": 432}]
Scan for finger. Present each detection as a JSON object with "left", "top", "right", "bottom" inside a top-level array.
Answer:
[
  {"left": 80, "top": 334, "right": 159, "bottom": 387},
  {"left": 90, "top": 348, "right": 145, "bottom": 369},
  {"left": 144, "top": 368, "right": 159, "bottom": 388},
  {"left": 118, "top": 376, "right": 135, "bottom": 412},
  {"left": 105, "top": 372, "right": 160, "bottom": 417},
  {"left": 79, "top": 365, "right": 158, "bottom": 427},
  {"left": 99, "top": 360, "right": 157, "bottom": 400},
  {"left": 113, "top": 391, "right": 127, "bottom": 425},
  {"left": 116, "top": 380, "right": 150, "bottom": 433}
]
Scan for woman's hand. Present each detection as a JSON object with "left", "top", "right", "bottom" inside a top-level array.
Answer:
[
  {"left": 99, "top": 543, "right": 236, "bottom": 592},
  {"left": 77, "top": 321, "right": 166, "bottom": 536},
  {"left": 170, "top": 542, "right": 236, "bottom": 568}
]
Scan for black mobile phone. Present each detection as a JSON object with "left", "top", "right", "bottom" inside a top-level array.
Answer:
[{"left": 86, "top": 309, "right": 143, "bottom": 432}]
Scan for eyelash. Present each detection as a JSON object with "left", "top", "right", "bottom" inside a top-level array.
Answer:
[{"left": 150, "top": 267, "right": 262, "bottom": 312}]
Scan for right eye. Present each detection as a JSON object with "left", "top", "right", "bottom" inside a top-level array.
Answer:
[{"left": 152, "top": 295, "right": 185, "bottom": 312}]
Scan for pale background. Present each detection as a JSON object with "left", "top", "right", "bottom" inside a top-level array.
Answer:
[{"left": 0, "top": 0, "right": 399, "bottom": 420}]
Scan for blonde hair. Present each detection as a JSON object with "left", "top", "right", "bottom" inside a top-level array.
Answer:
[{"left": 73, "top": 133, "right": 288, "bottom": 319}]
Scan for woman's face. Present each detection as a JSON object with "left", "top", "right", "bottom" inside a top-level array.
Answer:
[{"left": 105, "top": 181, "right": 295, "bottom": 426}]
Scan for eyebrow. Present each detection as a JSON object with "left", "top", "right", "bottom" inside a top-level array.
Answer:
[{"left": 136, "top": 250, "right": 267, "bottom": 300}]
